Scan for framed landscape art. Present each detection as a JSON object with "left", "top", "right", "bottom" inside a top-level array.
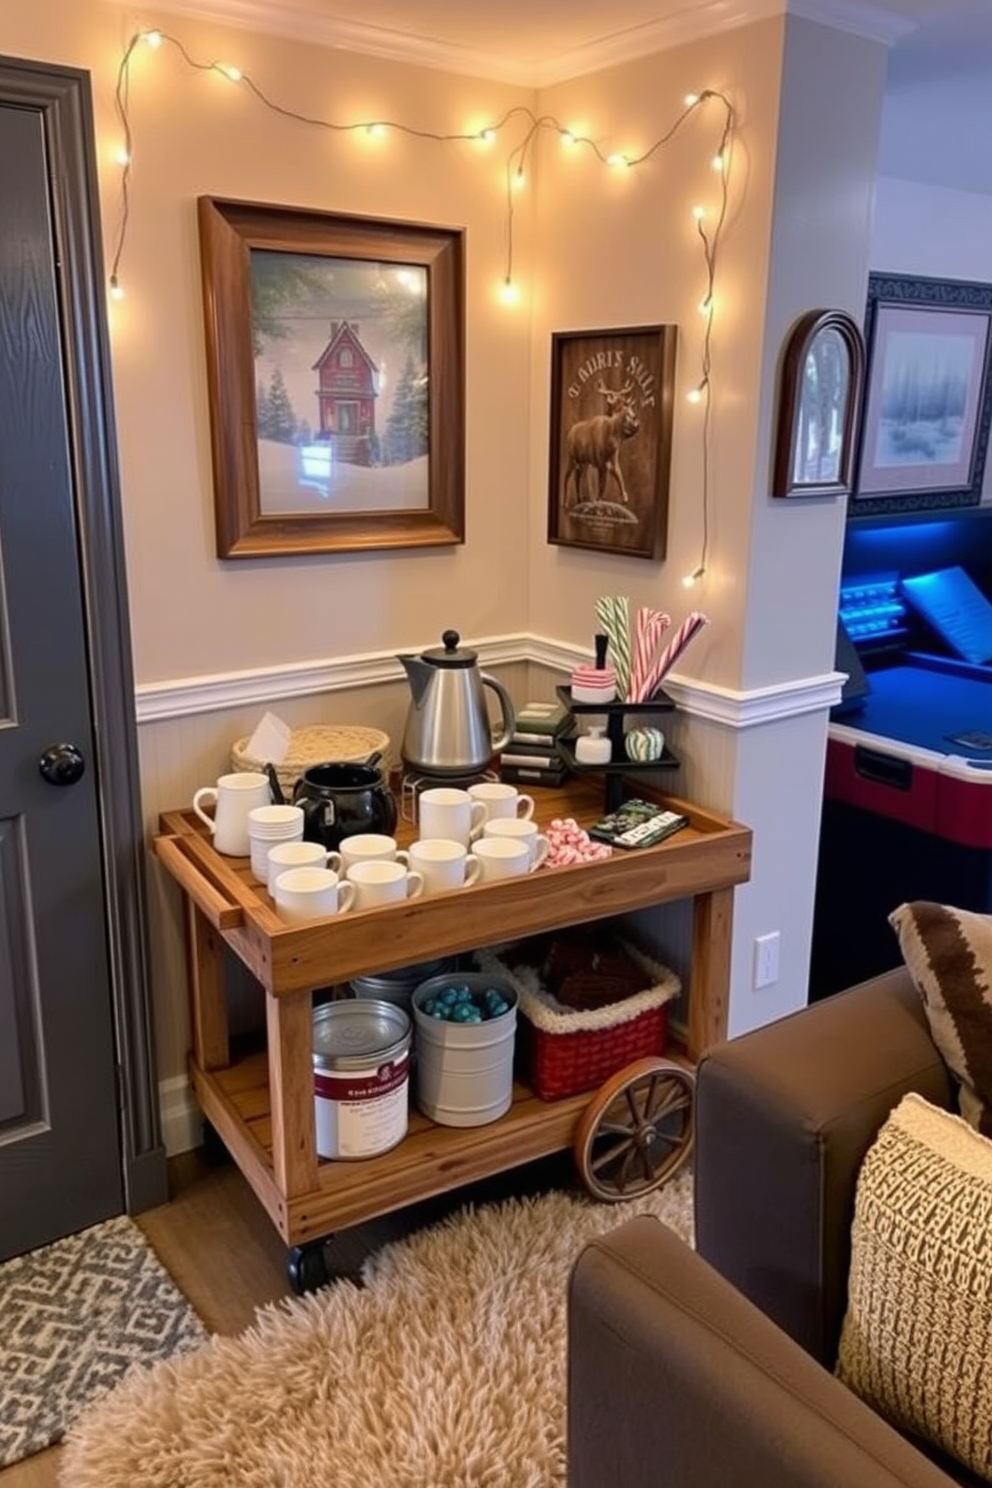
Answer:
[
  {"left": 852, "top": 272, "right": 992, "bottom": 516},
  {"left": 197, "top": 197, "right": 465, "bottom": 557}
]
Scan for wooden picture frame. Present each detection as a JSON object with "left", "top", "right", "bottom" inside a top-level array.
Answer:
[
  {"left": 771, "top": 309, "right": 865, "bottom": 499},
  {"left": 852, "top": 272, "right": 992, "bottom": 516},
  {"left": 547, "top": 324, "right": 677, "bottom": 561},
  {"left": 197, "top": 197, "right": 465, "bottom": 558}
]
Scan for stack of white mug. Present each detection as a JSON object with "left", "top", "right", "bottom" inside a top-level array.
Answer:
[{"left": 410, "top": 782, "right": 549, "bottom": 892}]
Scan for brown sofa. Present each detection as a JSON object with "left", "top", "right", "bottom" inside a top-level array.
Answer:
[{"left": 567, "top": 967, "right": 986, "bottom": 1488}]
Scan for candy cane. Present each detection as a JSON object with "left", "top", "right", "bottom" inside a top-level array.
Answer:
[
  {"left": 644, "top": 611, "right": 709, "bottom": 694},
  {"left": 595, "top": 595, "right": 631, "bottom": 700},
  {"left": 627, "top": 607, "right": 671, "bottom": 702}
]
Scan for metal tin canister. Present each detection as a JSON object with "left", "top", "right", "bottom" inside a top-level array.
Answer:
[{"left": 312, "top": 1000, "right": 411, "bottom": 1160}]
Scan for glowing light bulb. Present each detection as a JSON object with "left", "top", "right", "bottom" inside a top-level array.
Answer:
[
  {"left": 512, "top": 168, "right": 526, "bottom": 190},
  {"left": 684, "top": 92, "right": 700, "bottom": 107},
  {"left": 560, "top": 130, "right": 576, "bottom": 147},
  {"left": 109, "top": 275, "right": 125, "bottom": 301},
  {"left": 142, "top": 29, "right": 162, "bottom": 47},
  {"left": 114, "top": 147, "right": 131, "bottom": 167},
  {"left": 479, "top": 127, "right": 496, "bottom": 143},
  {"left": 711, "top": 152, "right": 726, "bottom": 172},
  {"left": 698, "top": 295, "right": 712, "bottom": 316},
  {"left": 218, "top": 63, "right": 242, "bottom": 82},
  {"left": 500, "top": 277, "right": 519, "bottom": 306},
  {"left": 691, "top": 205, "right": 705, "bottom": 221},
  {"left": 607, "top": 152, "right": 629, "bottom": 169},
  {"left": 366, "top": 123, "right": 385, "bottom": 138},
  {"left": 686, "top": 385, "right": 704, "bottom": 405},
  {"left": 682, "top": 566, "right": 705, "bottom": 588}
]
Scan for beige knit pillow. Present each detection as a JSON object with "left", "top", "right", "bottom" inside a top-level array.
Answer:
[
  {"left": 836, "top": 1092, "right": 992, "bottom": 1481},
  {"left": 889, "top": 900, "right": 992, "bottom": 1135}
]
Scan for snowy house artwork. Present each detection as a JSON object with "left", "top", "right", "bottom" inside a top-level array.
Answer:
[{"left": 312, "top": 321, "right": 379, "bottom": 466}]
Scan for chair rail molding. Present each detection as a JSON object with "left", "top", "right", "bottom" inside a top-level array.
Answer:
[{"left": 136, "top": 635, "right": 843, "bottom": 729}]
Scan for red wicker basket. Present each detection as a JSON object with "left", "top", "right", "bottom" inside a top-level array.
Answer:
[{"left": 475, "top": 936, "right": 680, "bottom": 1102}]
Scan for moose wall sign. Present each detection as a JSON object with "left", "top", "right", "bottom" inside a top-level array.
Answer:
[{"left": 547, "top": 324, "right": 678, "bottom": 560}]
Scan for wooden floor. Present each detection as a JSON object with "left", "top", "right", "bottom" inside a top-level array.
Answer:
[{"left": 3, "top": 1142, "right": 580, "bottom": 1487}]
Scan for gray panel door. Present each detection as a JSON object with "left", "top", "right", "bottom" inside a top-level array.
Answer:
[{"left": 0, "top": 95, "right": 124, "bottom": 1257}]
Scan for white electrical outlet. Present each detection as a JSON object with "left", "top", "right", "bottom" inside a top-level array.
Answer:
[{"left": 753, "top": 931, "right": 780, "bottom": 989}]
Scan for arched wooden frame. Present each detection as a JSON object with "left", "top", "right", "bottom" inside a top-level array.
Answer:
[{"left": 772, "top": 309, "right": 865, "bottom": 499}]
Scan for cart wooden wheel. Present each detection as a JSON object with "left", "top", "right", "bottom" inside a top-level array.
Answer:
[{"left": 574, "top": 1057, "right": 695, "bottom": 1202}]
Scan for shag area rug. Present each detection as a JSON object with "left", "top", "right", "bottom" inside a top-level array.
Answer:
[
  {"left": 61, "top": 1169, "right": 694, "bottom": 1487},
  {"left": 0, "top": 1214, "right": 207, "bottom": 1470}
]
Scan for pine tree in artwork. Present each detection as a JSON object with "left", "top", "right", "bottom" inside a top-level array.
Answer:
[
  {"left": 384, "top": 352, "right": 428, "bottom": 464},
  {"left": 259, "top": 368, "right": 298, "bottom": 444}
]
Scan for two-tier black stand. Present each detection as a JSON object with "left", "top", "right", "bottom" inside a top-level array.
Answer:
[{"left": 554, "top": 685, "right": 680, "bottom": 812}]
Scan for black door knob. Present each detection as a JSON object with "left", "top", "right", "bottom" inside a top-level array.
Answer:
[{"left": 39, "top": 742, "right": 86, "bottom": 786}]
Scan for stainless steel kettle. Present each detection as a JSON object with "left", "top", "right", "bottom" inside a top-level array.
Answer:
[{"left": 398, "top": 630, "right": 515, "bottom": 775}]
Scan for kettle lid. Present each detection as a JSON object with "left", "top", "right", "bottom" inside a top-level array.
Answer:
[{"left": 421, "top": 629, "right": 477, "bottom": 669}]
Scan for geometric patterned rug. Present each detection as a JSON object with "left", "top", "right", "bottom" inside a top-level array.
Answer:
[{"left": 0, "top": 1214, "right": 207, "bottom": 1469}]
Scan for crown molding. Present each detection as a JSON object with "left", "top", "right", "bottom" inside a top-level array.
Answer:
[{"left": 102, "top": 0, "right": 916, "bottom": 87}]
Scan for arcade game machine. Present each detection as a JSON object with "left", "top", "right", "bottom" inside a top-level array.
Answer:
[{"left": 810, "top": 507, "right": 992, "bottom": 1000}]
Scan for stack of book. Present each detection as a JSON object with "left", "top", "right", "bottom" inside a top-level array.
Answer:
[{"left": 500, "top": 700, "right": 569, "bottom": 788}]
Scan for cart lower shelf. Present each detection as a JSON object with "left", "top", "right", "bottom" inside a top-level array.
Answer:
[{"left": 191, "top": 1041, "right": 678, "bottom": 1246}]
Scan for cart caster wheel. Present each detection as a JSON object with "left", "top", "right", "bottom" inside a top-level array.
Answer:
[
  {"left": 574, "top": 1057, "right": 695, "bottom": 1203},
  {"left": 286, "top": 1241, "right": 332, "bottom": 1296}
]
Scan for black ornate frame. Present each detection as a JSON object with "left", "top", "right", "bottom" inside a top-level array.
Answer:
[{"left": 852, "top": 272, "right": 992, "bottom": 518}]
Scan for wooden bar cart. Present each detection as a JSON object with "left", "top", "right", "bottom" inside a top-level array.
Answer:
[{"left": 154, "top": 776, "right": 751, "bottom": 1291}]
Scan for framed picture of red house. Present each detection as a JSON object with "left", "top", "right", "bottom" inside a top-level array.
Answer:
[{"left": 197, "top": 198, "right": 465, "bottom": 557}]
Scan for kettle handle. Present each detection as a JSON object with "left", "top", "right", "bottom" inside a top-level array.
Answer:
[{"left": 481, "top": 673, "right": 516, "bottom": 756}]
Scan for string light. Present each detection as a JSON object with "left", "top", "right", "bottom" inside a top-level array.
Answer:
[{"left": 110, "top": 28, "right": 736, "bottom": 591}]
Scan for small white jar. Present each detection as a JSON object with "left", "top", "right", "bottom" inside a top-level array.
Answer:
[{"left": 574, "top": 726, "right": 612, "bottom": 765}]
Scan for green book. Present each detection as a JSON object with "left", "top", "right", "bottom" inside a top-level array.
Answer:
[{"left": 514, "top": 700, "right": 568, "bottom": 737}]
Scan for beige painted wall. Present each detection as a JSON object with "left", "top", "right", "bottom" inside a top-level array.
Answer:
[{"left": 528, "top": 21, "right": 786, "bottom": 687}]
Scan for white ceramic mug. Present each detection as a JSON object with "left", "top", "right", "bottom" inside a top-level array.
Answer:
[
  {"left": 193, "top": 772, "right": 271, "bottom": 856},
  {"left": 408, "top": 838, "right": 481, "bottom": 894},
  {"left": 418, "top": 787, "right": 487, "bottom": 849},
  {"left": 467, "top": 781, "right": 535, "bottom": 823},
  {"left": 272, "top": 866, "right": 355, "bottom": 923},
  {"left": 346, "top": 859, "right": 425, "bottom": 910},
  {"left": 266, "top": 839, "right": 342, "bottom": 891},
  {"left": 473, "top": 836, "right": 531, "bottom": 881},
  {"left": 338, "top": 833, "right": 410, "bottom": 874},
  {"left": 482, "top": 817, "right": 550, "bottom": 871}
]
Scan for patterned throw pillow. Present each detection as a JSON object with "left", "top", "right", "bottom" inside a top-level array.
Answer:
[
  {"left": 836, "top": 1092, "right": 992, "bottom": 1481},
  {"left": 889, "top": 900, "right": 992, "bottom": 1136}
]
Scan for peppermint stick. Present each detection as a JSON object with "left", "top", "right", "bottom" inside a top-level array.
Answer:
[
  {"left": 628, "top": 607, "right": 671, "bottom": 702},
  {"left": 646, "top": 611, "right": 709, "bottom": 693},
  {"left": 595, "top": 595, "right": 631, "bottom": 700}
]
